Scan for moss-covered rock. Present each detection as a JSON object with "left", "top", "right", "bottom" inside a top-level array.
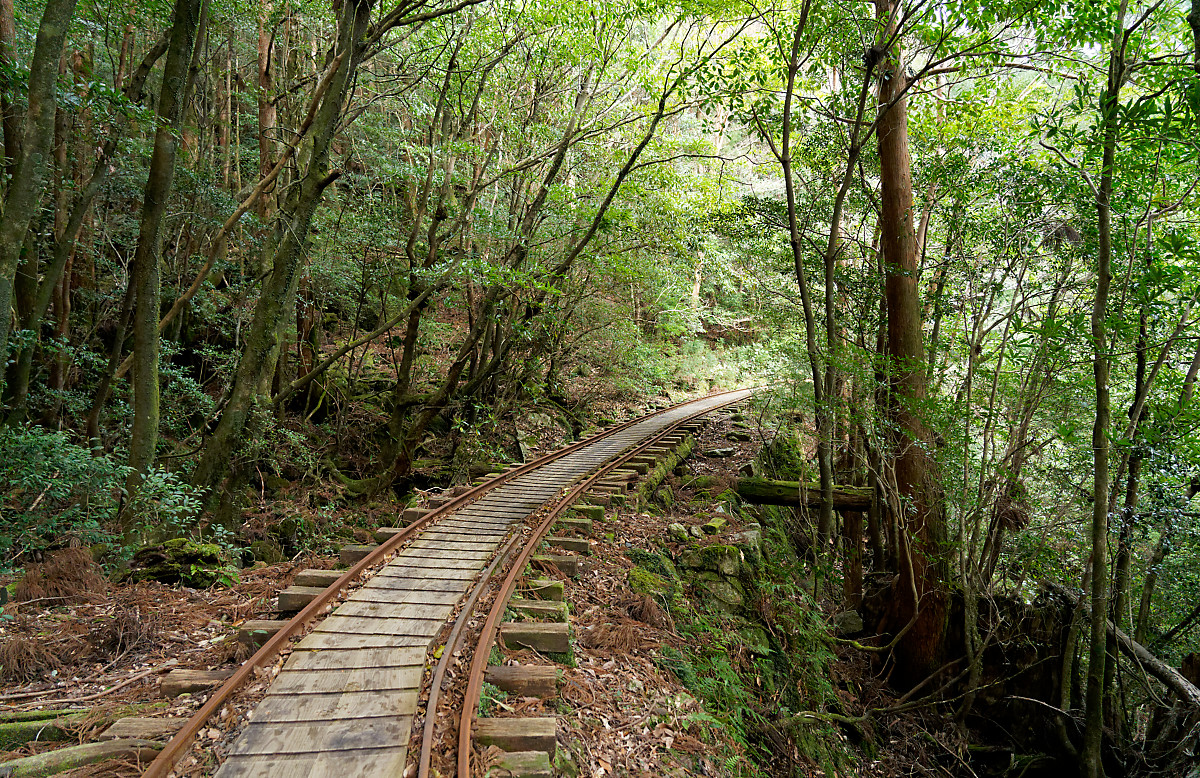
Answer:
[
  {"left": 129, "top": 539, "right": 233, "bottom": 588},
  {"left": 729, "top": 523, "right": 763, "bottom": 568},
  {"left": 628, "top": 567, "right": 682, "bottom": 603},
  {"left": 677, "top": 544, "right": 743, "bottom": 577},
  {"left": 654, "top": 487, "right": 674, "bottom": 508},
  {"left": 693, "top": 571, "right": 745, "bottom": 613},
  {"left": 738, "top": 625, "right": 770, "bottom": 656},
  {"left": 627, "top": 548, "right": 677, "bottom": 579},
  {"left": 248, "top": 539, "right": 284, "bottom": 565}
]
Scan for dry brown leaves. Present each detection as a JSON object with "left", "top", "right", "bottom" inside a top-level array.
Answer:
[{"left": 13, "top": 549, "right": 108, "bottom": 604}]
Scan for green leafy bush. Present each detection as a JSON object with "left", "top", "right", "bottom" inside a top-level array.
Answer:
[{"left": 0, "top": 425, "right": 125, "bottom": 567}]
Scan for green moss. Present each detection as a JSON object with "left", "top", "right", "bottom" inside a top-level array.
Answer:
[
  {"left": 677, "top": 544, "right": 742, "bottom": 577},
  {"left": 248, "top": 539, "right": 284, "bottom": 564},
  {"left": 626, "top": 548, "right": 677, "bottom": 579},
  {"left": 627, "top": 566, "right": 682, "bottom": 603},
  {"left": 655, "top": 645, "right": 697, "bottom": 688},
  {"left": 129, "top": 538, "right": 236, "bottom": 588},
  {"left": 478, "top": 681, "right": 506, "bottom": 716}
]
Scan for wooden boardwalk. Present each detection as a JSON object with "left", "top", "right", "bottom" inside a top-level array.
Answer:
[{"left": 214, "top": 391, "right": 750, "bottom": 777}]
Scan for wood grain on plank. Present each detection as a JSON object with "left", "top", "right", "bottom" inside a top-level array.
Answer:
[
  {"left": 350, "top": 588, "right": 461, "bottom": 606},
  {"left": 358, "top": 576, "right": 469, "bottom": 593},
  {"left": 373, "top": 566, "right": 479, "bottom": 581},
  {"left": 284, "top": 647, "right": 425, "bottom": 671},
  {"left": 333, "top": 600, "right": 454, "bottom": 620},
  {"left": 251, "top": 690, "right": 418, "bottom": 723},
  {"left": 297, "top": 632, "right": 436, "bottom": 650},
  {"left": 311, "top": 615, "right": 444, "bottom": 637},
  {"left": 271, "top": 665, "right": 422, "bottom": 695},
  {"left": 226, "top": 717, "right": 409, "bottom": 756},
  {"left": 216, "top": 747, "right": 407, "bottom": 777}
]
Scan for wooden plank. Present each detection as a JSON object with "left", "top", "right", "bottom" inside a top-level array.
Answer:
[
  {"left": 293, "top": 569, "right": 342, "bottom": 587},
  {"left": 453, "top": 508, "right": 530, "bottom": 518},
  {"left": 350, "top": 588, "right": 461, "bottom": 606},
  {"left": 98, "top": 717, "right": 185, "bottom": 741},
  {"left": 238, "top": 620, "right": 287, "bottom": 647},
  {"left": 284, "top": 647, "right": 425, "bottom": 671},
  {"left": 333, "top": 600, "right": 455, "bottom": 621},
  {"left": 474, "top": 717, "right": 556, "bottom": 755},
  {"left": 271, "top": 665, "right": 422, "bottom": 695},
  {"left": 437, "top": 518, "right": 517, "bottom": 529},
  {"left": 216, "top": 748, "right": 407, "bottom": 778},
  {"left": 484, "top": 665, "right": 557, "bottom": 698},
  {"left": 339, "top": 544, "right": 376, "bottom": 565},
  {"left": 419, "top": 530, "right": 508, "bottom": 544},
  {"left": 359, "top": 576, "right": 467, "bottom": 593},
  {"left": 252, "top": 690, "right": 418, "bottom": 723},
  {"left": 396, "top": 546, "right": 492, "bottom": 562},
  {"left": 374, "top": 565, "right": 479, "bottom": 581},
  {"left": 312, "top": 616, "right": 443, "bottom": 637},
  {"left": 409, "top": 539, "right": 496, "bottom": 552},
  {"left": 297, "top": 632, "right": 435, "bottom": 651},
  {"left": 278, "top": 585, "right": 325, "bottom": 611},
  {"left": 160, "top": 668, "right": 235, "bottom": 698},
  {"left": 387, "top": 555, "right": 487, "bottom": 570},
  {"left": 500, "top": 622, "right": 570, "bottom": 653},
  {"left": 507, "top": 599, "right": 569, "bottom": 622},
  {"left": 486, "top": 751, "right": 552, "bottom": 778},
  {"left": 545, "top": 537, "right": 589, "bottom": 554},
  {"left": 226, "top": 717, "right": 409, "bottom": 756}
]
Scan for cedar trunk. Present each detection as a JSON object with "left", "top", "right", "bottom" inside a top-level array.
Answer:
[{"left": 875, "top": 0, "right": 947, "bottom": 685}]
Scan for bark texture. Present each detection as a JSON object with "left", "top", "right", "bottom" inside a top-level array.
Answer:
[
  {"left": 875, "top": 0, "right": 947, "bottom": 685},
  {"left": 125, "top": 0, "right": 203, "bottom": 490},
  {"left": 0, "top": 0, "right": 80, "bottom": 368}
]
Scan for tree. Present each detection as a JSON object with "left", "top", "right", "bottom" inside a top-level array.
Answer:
[
  {"left": 874, "top": 0, "right": 947, "bottom": 683},
  {"left": 125, "top": 0, "right": 205, "bottom": 492}
]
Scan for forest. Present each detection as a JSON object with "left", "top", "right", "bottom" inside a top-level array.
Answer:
[{"left": 1, "top": 0, "right": 1199, "bottom": 774}]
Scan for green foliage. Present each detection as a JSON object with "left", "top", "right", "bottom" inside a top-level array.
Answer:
[
  {"left": 123, "top": 468, "right": 205, "bottom": 544},
  {"left": 0, "top": 425, "right": 124, "bottom": 566}
]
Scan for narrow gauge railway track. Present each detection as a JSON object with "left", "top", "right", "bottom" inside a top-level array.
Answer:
[{"left": 147, "top": 388, "right": 754, "bottom": 778}]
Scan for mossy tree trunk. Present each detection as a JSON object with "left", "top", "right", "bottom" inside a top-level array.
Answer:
[
  {"left": 125, "top": 0, "right": 204, "bottom": 494},
  {"left": 0, "top": 0, "right": 79, "bottom": 387},
  {"left": 191, "top": 0, "right": 371, "bottom": 499}
]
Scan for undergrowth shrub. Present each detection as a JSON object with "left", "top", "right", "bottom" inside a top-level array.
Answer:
[{"left": 0, "top": 425, "right": 124, "bottom": 567}]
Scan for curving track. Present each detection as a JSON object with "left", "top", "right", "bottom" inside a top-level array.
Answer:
[{"left": 147, "top": 388, "right": 754, "bottom": 778}]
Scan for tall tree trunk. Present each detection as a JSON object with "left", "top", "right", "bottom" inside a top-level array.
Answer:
[
  {"left": 1082, "top": 3, "right": 1126, "bottom": 771},
  {"left": 256, "top": 0, "right": 276, "bottom": 221},
  {"left": 125, "top": 0, "right": 203, "bottom": 493},
  {"left": 875, "top": 0, "right": 947, "bottom": 685},
  {"left": 192, "top": 0, "right": 371, "bottom": 498},
  {"left": 0, "top": 0, "right": 79, "bottom": 375},
  {"left": 0, "top": 0, "right": 18, "bottom": 180}
]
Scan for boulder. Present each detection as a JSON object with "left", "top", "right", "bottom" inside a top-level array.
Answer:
[
  {"left": 693, "top": 572, "right": 744, "bottom": 613},
  {"left": 129, "top": 539, "right": 233, "bottom": 588},
  {"left": 738, "top": 626, "right": 770, "bottom": 656},
  {"left": 728, "top": 524, "right": 763, "bottom": 568},
  {"left": 832, "top": 610, "right": 864, "bottom": 636},
  {"left": 627, "top": 568, "right": 681, "bottom": 603},
  {"left": 248, "top": 540, "right": 284, "bottom": 565},
  {"left": 667, "top": 523, "right": 689, "bottom": 543},
  {"left": 677, "top": 544, "right": 743, "bottom": 578},
  {"left": 626, "top": 549, "right": 677, "bottom": 579}
]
